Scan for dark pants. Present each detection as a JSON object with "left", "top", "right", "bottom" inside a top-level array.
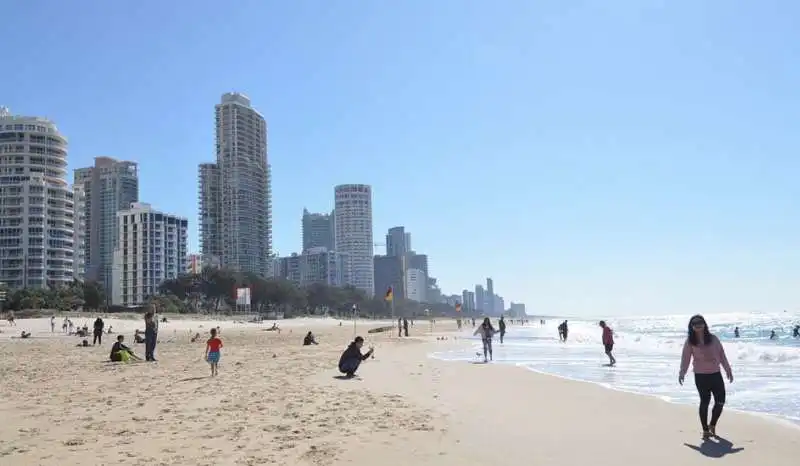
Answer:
[
  {"left": 695, "top": 372, "right": 726, "bottom": 431},
  {"left": 499, "top": 331, "right": 505, "bottom": 344},
  {"left": 145, "top": 334, "right": 157, "bottom": 361},
  {"left": 339, "top": 358, "right": 361, "bottom": 376},
  {"left": 93, "top": 331, "right": 102, "bottom": 345},
  {"left": 403, "top": 327, "right": 408, "bottom": 337}
]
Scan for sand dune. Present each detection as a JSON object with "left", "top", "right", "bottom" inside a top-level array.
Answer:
[{"left": 0, "top": 318, "right": 797, "bottom": 465}]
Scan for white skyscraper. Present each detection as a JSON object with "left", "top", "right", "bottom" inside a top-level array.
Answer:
[
  {"left": 111, "top": 203, "right": 188, "bottom": 306},
  {"left": 0, "top": 107, "right": 74, "bottom": 288},
  {"left": 334, "top": 184, "right": 374, "bottom": 296},
  {"left": 199, "top": 92, "right": 271, "bottom": 275},
  {"left": 406, "top": 268, "right": 425, "bottom": 302}
]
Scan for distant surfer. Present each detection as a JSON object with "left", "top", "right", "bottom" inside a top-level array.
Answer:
[
  {"left": 793, "top": 325, "right": 799, "bottom": 338},
  {"left": 599, "top": 320, "right": 616, "bottom": 366},
  {"left": 769, "top": 330, "right": 777, "bottom": 340},
  {"left": 733, "top": 327, "right": 740, "bottom": 338},
  {"left": 498, "top": 316, "right": 506, "bottom": 344},
  {"left": 678, "top": 315, "right": 733, "bottom": 439}
]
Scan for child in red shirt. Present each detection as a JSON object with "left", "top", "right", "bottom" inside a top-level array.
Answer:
[{"left": 205, "top": 328, "right": 223, "bottom": 376}]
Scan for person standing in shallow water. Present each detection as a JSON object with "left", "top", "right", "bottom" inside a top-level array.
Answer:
[
  {"left": 599, "top": 320, "right": 616, "bottom": 366},
  {"left": 498, "top": 316, "right": 506, "bottom": 344},
  {"left": 474, "top": 318, "right": 496, "bottom": 363},
  {"left": 679, "top": 315, "right": 733, "bottom": 439}
]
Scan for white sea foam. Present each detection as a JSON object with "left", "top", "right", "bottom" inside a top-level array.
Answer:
[{"left": 433, "top": 312, "right": 800, "bottom": 424}]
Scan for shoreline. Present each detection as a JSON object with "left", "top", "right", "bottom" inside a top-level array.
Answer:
[{"left": 431, "top": 335, "right": 800, "bottom": 430}]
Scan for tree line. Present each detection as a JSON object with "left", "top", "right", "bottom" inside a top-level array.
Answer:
[{"left": 0, "top": 269, "right": 463, "bottom": 318}]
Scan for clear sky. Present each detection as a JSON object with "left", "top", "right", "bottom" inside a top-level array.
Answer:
[{"left": 3, "top": 1, "right": 799, "bottom": 316}]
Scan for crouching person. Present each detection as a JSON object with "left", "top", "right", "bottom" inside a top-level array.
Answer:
[
  {"left": 110, "top": 335, "right": 140, "bottom": 362},
  {"left": 337, "top": 336, "right": 374, "bottom": 378}
]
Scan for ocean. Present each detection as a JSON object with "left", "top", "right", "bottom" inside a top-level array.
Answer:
[{"left": 432, "top": 312, "right": 800, "bottom": 424}]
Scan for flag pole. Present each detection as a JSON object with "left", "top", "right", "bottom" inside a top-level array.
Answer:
[{"left": 352, "top": 304, "right": 357, "bottom": 339}]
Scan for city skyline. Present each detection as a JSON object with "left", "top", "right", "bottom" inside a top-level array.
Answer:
[{"left": 4, "top": 2, "right": 794, "bottom": 315}]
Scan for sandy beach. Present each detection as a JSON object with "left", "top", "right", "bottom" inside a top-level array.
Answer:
[{"left": 0, "top": 316, "right": 798, "bottom": 465}]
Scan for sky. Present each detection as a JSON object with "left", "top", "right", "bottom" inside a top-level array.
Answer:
[{"left": 3, "top": 0, "right": 800, "bottom": 316}]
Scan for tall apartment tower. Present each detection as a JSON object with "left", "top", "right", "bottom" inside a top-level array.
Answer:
[
  {"left": 486, "top": 277, "right": 495, "bottom": 315},
  {"left": 334, "top": 184, "right": 374, "bottom": 296},
  {"left": 0, "top": 107, "right": 74, "bottom": 288},
  {"left": 199, "top": 92, "right": 271, "bottom": 275},
  {"left": 111, "top": 203, "right": 188, "bottom": 306},
  {"left": 302, "top": 208, "right": 334, "bottom": 252},
  {"left": 74, "top": 157, "right": 139, "bottom": 291},
  {"left": 475, "top": 284, "right": 486, "bottom": 314},
  {"left": 386, "top": 226, "right": 410, "bottom": 257}
]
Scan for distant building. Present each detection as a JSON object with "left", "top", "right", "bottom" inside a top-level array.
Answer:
[
  {"left": 302, "top": 209, "right": 334, "bottom": 252},
  {"left": 276, "top": 248, "right": 349, "bottom": 287},
  {"left": 374, "top": 255, "right": 405, "bottom": 301},
  {"left": 199, "top": 92, "right": 271, "bottom": 276},
  {"left": 334, "top": 184, "right": 373, "bottom": 296},
  {"left": 475, "top": 285, "right": 486, "bottom": 314},
  {"left": 494, "top": 295, "right": 505, "bottom": 315},
  {"left": 406, "top": 268, "right": 426, "bottom": 302},
  {"left": 74, "top": 156, "right": 139, "bottom": 292},
  {"left": 486, "top": 277, "right": 494, "bottom": 315},
  {"left": 186, "top": 253, "right": 203, "bottom": 275},
  {"left": 462, "top": 289, "right": 476, "bottom": 313},
  {"left": 510, "top": 302, "right": 526, "bottom": 317},
  {"left": 0, "top": 107, "right": 74, "bottom": 288},
  {"left": 386, "top": 226, "right": 410, "bottom": 257},
  {"left": 111, "top": 203, "right": 188, "bottom": 306}
]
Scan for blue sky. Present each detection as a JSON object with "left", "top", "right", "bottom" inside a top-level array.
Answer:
[{"left": 3, "top": 1, "right": 800, "bottom": 316}]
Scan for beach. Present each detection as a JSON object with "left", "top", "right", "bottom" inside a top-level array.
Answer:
[{"left": 0, "top": 317, "right": 798, "bottom": 465}]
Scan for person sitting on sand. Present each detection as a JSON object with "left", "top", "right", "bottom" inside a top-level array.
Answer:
[
  {"left": 338, "top": 336, "right": 374, "bottom": 378},
  {"left": 134, "top": 329, "right": 146, "bottom": 344},
  {"left": 303, "top": 331, "right": 319, "bottom": 346},
  {"left": 266, "top": 323, "right": 281, "bottom": 333},
  {"left": 109, "top": 335, "right": 140, "bottom": 362},
  {"left": 20, "top": 331, "right": 31, "bottom": 339},
  {"left": 190, "top": 332, "right": 201, "bottom": 343},
  {"left": 76, "top": 339, "right": 90, "bottom": 347}
]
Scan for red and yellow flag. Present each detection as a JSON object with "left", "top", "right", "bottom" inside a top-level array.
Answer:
[{"left": 384, "top": 286, "right": 393, "bottom": 302}]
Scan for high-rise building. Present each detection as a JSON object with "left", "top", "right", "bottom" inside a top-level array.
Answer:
[
  {"left": 374, "top": 255, "right": 404, "bottom": 302},
  {"left": 300, "top": 247, "right": 349, "bottom": 287},
  {"left": 72, "top": 183, "right": 87, "bottom": 281},
  {"left": 462, "top": 289, "right": 475, "bottom": 313},
  {"left": 495, "top": 294, "right": 505, "bottom": 315},
  {"left": 386, "top": 226, "right": 410, "bottom": 257},
  {"left": 302, "top": 209, "right": 334, "bottom": 252},
  {"left": 475, "top": 284, "right": 486, "bottom": 314},
  {"left": 486, "top": 277, "right": 495, "bottom": 314},
  {"left": 334, "top": 184, "right": 373, "bottom": 296},
  {"left": 111, "top": 203, "right": 188, "bottom": 306},
  {"left": 73, "top": 156, "right": 139, "bottom": 292},
  {"left": 0, "top": 107, "right": 74, "bottom": 288},
  {"left": 510, "top": 302, "right": 526, "bottom": 317},
  {"left": 406, "top": 268, "right": 426, "bottom": 302},
  {"left": 199, "top": 92, "right": 271, "bottom": 276}
]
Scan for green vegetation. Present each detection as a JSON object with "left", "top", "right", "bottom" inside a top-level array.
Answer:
[{"left": 1, "top": 269, "right": 461, "bottom": 318}]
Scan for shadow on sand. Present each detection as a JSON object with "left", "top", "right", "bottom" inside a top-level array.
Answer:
[
  {"left": 333, "top": 375, "right": 359, "bottom": 381},
  {"left": 177, "top": 376, "right": 210, "bottom": 383},
  {"left": 684, "top": 436, "right": 744, "bottom": 458}
]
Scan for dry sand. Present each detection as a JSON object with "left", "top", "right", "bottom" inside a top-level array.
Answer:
[{"left": 0, "top": 317, "right": 798, "bottom": 465}]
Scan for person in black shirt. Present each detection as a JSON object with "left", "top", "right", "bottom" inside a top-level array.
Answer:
[
  {"left": 338, "top": 336, "right": 374, "bottom": 378},
  {"left": 303, "top": 331, "right": 318, "bottom": 346},
  {"left": 144, "top": 312, "right": 157, "bottom": 361},
  {"left": 93, "top": 317, "right": 104, "bottom": 345},
  {"left": 498, "top": 316, "right": 507, "bottom": 344},
  {"left": 109, "top": 335, "right": 139, "bottom": 362}
]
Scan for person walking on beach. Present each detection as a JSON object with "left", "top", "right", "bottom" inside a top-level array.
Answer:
[
  {"left": 92, "top": 317, "right": 104, "bottom": 345},
  {"left": 403, "top": 318, "right": 409, "bottom": 337},
  {"left": 599, "top": 320, "right": 616, "bottom": 366},
  {"left": 397, "top": 318, "right": 402, "bottom": 337},
  {"left": 50, "top": 315, "right": 56, "bottom": 333},
  {"left": 144, "top": 312, "right": 158, "bottom": 362},
  {"left": 474, "top": 317, "right": 496, "bottom": 363},
  {"left": 498, "top": 316, "right": 507, "bottom": 344},
  {"left": 338, "top": 336, "right": 374, "bottom": 378},
  {"left": 679, "top": 315, "right": 733, "bottom": 439},
  {"left": 205, "top": 328, "right": 223, "bottom": 376}
]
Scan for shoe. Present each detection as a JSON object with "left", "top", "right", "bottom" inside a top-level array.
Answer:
[{"left": 702, "top": 430, "right": 712, "bottom": 440}]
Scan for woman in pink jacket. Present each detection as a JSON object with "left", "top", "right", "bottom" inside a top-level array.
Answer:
[{"left": 679, "top": 315, "right": 734, "bottom": 439}]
